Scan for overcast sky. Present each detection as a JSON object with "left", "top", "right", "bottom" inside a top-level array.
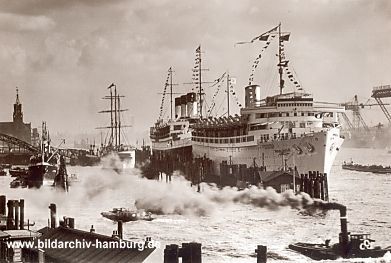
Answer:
[{"left": 0, "top": 0, "right": 390, "bottom": 140}]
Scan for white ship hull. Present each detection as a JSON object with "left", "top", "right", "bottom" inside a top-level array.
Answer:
[
  {"left": 192, "top": 127, "right": 343, "bottom": 176},
  {"left": 151, "top": 137, "right": 192, "bottom": 151}
]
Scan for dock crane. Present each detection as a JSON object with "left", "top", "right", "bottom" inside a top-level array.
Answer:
[
  {"left": 340, "top": 95, "right": 369, "bottom": 132},
  {"left": 371, "top": 84, "right": 391, "bottom": 124}
]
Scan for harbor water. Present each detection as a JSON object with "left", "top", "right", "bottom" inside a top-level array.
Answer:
[{"left": 1, "top": 147, "right": 390, "bottom": 262}]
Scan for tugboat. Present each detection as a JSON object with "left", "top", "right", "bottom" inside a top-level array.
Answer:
[
  {"left": 289, "top": 203, "right": 391, "bottom": 260},
  {"left": 101, "top": 208, "right": 153, "bottom": 222},
  {"left": 342, "top": 161, "right": 391, "bottom": 174}
]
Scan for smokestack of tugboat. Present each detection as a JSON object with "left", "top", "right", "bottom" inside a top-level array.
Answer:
[
  {"left": 314, "top": 202, "right": 349, "bottom": 256},
  {"left": 338, "top": 204, "right": 349, "bottom": 257}
]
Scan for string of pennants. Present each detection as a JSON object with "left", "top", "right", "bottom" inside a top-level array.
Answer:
[
  {"left": 248, "top": 34, "right": 276, "bottom": 85},
  {"left": 229, "top": 80, "right": 242, "bottom": 108},
  {"left": 237, "top": 24, "right": 299, "bottom": 90},
  {"left": 192, "top": 45, "right": 201, "bottom": 92},
  {"left": 206, "top": 72, "right": 243, "bottom": 116},
  {"left": 206, "top": 72, "right": 226, "bottom": 116},
  {"left": 158, "top": 67, "right": 171, "bottom": 120}
]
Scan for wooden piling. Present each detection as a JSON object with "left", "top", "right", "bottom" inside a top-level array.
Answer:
[
  {"left": 190, "top": 242, "right": 202, "bottom": 263},
  {"left": 0, "top": 195, "right": 5, "bottom": 215},
  {"left": 164, "top": 244, "right": 179, "bottom": 263},
  {"left": 7, "top": 200, "right": 14, "bottom": 229},
  {"left": 255, "top": 245, "right": 267, "bottom": 263},
  {"left": 14, "top": 201, "right": 19, "bottom": 230},
  {"left": 320, "top": 174, "right": 325, "bottom": 201},
  {"left": 19, "top": 199, "right": 24, "bottom": 230},
  {"left": 323, "top": 173, "right": 329, "bottom": 201},
  {"left": 180, "top": 243, "right": 191, "bottom": 263}
]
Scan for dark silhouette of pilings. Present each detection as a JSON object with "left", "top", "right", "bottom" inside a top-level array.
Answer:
[
  {"left": 20, "top": 199, "right": 24, "bottom": 229},
  {"left": 300, "top": 171, "right": 328, "bottom": 201},
  {"left": 0, "top": 195, "right": 6, "bottom": 215},
  {"left": 5, "top": 199, "right": 25, "bottom": 230},
  {"left": 164, "top": 242, "right": 202, "bottom": 263}
]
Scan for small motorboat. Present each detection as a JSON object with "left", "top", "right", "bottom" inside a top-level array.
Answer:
[
  {"left": 10, "top": 178, "right": 26, "bottom": 188},
  {"left": 101, "top": 208, "right": 153, "bottom": 222},
  {"left": 9, "top": 167, "right": 29, "bottom": 177}
]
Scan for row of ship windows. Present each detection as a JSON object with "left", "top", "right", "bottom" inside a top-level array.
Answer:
[
  {"left": 192, "top": 135, "right": 255, "bottom": 144},
  {"left": 277, "top": 103, "right": 313, "bottom": 107},
  {"left": 250, "top": 121, "right": 314, "bottom": 131},
  {"left": 192, "top": 133, "right": 298, "bottom": 144},
  {"left": 255, "top": 112, "right": 334, "bottom": 119},
  {"left": 255, "top": 112, "right": 318, "bottom": 118}
]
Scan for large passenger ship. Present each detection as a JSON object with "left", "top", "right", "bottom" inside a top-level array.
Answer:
[
  {"left": 191, "top": 24, "right": 345, "bottom": 176},
  {"left": 150, "top": 49, "right": 205, "bottom": 163}
]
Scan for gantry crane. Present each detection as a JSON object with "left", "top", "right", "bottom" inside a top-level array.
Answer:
[
  {"left": 371, "top": 84, "right": 391, "bottom": 124},
  {"left": 340, "top": 95, "right": 369, "bottom": 131}
]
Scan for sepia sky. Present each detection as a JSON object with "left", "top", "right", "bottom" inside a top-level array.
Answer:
[{"left": 0, "top": 0, "right": 390, "bottom": 141}]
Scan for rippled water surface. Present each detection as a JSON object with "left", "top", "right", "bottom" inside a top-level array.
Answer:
[{"left": 1, "top": 147, "right": 390, "bottom": 262}]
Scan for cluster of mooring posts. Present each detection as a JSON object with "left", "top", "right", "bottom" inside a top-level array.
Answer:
[
  {"left": 0, "top": 196, "right": 25, "bottom": 230},
  {"left": 147, "top": 153, "right": 329, "bottom": 200},
  {"left": 163, "top": 243, "right": 268, "bottom": 263},
  {"left": 299, "top": 171, "right": 329, "bottom": 201}
]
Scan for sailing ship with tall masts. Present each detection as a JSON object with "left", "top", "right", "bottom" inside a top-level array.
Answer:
[
  {"left": 98, "top": 83, "right": 136, "bottom": 169},
  {"left": 191, "top": 23, "right": 345, "bottom": 177}
]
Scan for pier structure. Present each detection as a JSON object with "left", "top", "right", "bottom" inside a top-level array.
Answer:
[{"left": 146, "top": 154, "right": 329, "bottom": 199}]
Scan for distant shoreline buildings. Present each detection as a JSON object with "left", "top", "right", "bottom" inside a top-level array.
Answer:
[{"left": 0, "top": 89, "right": 39, "bottom": 149}]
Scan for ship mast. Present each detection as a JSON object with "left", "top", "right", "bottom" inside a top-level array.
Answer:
[
  {"left": 226, "top": 71, "right": 230, "bottom": 116},
  {"left": 109, "top": 83, "right": 114, "bottom": 145},
  {"left": 278, "top": 22, "right": 284, "bottom": 95},
  {"left": 118, "top": 95, "right": 121, "bottom": 147},
  {"left": 98, "top": 84, "right": 129, "bottom": 150},
  {"left": 194, "top": 46, "right": 212, "bottom": 118},
  {"left": 169, "top": 67, "right": 173, "bottom": 120},
  {"left": 114, "top": 85, "right": 118, "bottom": 147},
  {"left": 197, "top": 46, "right": 203, "bottom": 118}
]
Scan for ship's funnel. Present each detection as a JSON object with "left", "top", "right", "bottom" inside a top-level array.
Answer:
[
  {"left": 245, "top": 85, "right": 262, "bottom": 107},
  {"left": 187, "top": 92, "right": 198, "bottom": 118},
  {"left": 175, "top": 97, "right": 181, "bottom": 119},
  {"left": 180, "top": 95, "right": 187, "bottom": 118}
]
